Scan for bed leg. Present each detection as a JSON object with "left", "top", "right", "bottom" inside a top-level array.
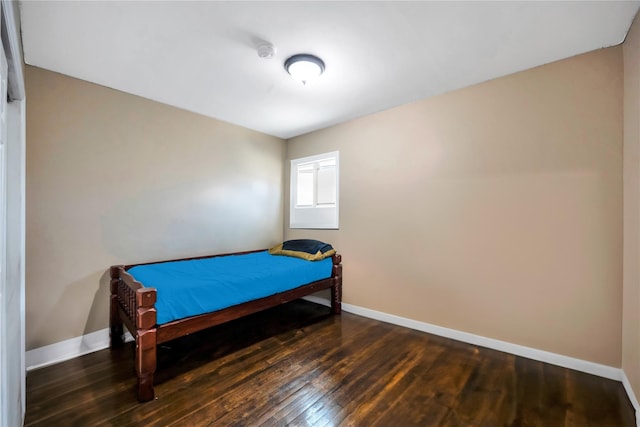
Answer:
[
  {"left": 109, "top": 267, "right": 124, "bottom": 348},
  {"left": 331, "top": 262, "right": 342, "bottom": 315},
  {"left": 110, "top": 295, "right": 124, "bottom": 348},
  {"left": 331, "top": 284, "right": 342, "bottom": 314},
  {"left": 136, "top": 328, "right": 157, "bottom": 402}
]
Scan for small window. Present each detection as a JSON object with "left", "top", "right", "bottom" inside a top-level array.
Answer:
[{"left": 290, "top": 151, "right": 339, "bottom": 229}]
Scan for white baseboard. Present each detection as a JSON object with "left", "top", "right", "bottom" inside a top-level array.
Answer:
[
  {"left": 26, "top": 295, "right": 636, "bottom": 423},
  {"left": 322, "top": 297, "right": 623, "bottom": 381},
  {"left": 26, "top": 328, "right": 133, "bottom": 372},
  {"left": 622, "top": 371, "right": 640, "bottom": 427},
  {"left": 312, "top": 295, "right": 624, "bottom": 376}
]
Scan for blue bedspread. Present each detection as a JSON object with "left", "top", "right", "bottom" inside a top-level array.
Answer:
[{"left": 128, "top": 251, "right": 333, "bottom": 325}]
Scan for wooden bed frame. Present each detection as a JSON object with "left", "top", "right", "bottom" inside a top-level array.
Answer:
[{"left": 109, "top": 249, "right": 342, "bottom": 402}]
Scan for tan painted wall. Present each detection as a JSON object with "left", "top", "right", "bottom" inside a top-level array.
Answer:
[
  {"left": 623, "top": 12, "right": 640, "bottom": 404},
  {"left": 286, "top": 47, "right": 623, "bottom": 366},
  {"left": 25, "top": 66, "right": 285, "bottom": 350}
]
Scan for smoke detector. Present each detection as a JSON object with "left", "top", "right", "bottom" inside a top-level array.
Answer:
[{"left": 257, "top": 42, "right": 276, "bottom": 59}]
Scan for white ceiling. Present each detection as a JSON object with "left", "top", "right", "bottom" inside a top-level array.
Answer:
[{"left": 19, "top": 1, "right": 640, "bottom": 139}]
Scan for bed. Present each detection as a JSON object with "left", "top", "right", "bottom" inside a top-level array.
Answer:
[{"left": 109, "top": 242, "right": 342, "bottom": 402}]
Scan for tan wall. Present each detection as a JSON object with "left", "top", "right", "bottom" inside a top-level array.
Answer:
[
  {"left": 25, "top": 66, "right": 285, "bottom": 350},
  {"left": 286, "top": 47, "right": 623, "bottom": 366},
  {"left": 623, "top": 12, "right": 640, "bottom": 404}
]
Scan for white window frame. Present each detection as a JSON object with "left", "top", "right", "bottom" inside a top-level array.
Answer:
[{"left": 290, "top": 151, "right": 339, "bottom": 229}]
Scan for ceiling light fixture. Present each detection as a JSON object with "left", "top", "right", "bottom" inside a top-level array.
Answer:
[{"left": 284, "top": 54, "right": 325, "bottom": 85}]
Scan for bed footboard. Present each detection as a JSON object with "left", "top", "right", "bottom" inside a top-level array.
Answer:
[
  {"left": 110, "top": 266, "right": 158, "bottom": 401},
  {"left": 110, "top": 251, "right": 343, "bottom": 402}
]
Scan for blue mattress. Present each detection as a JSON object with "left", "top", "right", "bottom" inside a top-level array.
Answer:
[{"left": 128, "top": 251, "right": 333, "bottom": 325}]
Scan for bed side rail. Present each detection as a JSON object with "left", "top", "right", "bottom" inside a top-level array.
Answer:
[{"left": 123, "top": 248, "right": 266, "bottom": 270}]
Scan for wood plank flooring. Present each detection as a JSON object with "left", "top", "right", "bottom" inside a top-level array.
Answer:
[{"left": 25, "top": 300, "right": 635, "bottom": 426}]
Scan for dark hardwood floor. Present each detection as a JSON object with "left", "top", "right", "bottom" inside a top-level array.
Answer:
[{"left": 25, "top": 300, "right": 635, "bottom": 426}]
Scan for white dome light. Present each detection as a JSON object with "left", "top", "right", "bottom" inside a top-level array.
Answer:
[{"left": 284, "top": 54, "right": 325, "bottom": 85}]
